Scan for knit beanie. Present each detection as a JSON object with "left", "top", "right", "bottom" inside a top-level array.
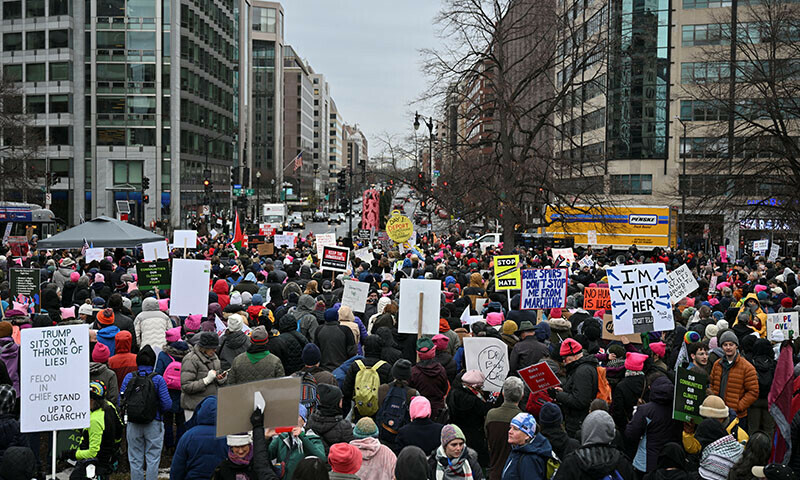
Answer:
[
  {"left": 328, "top": 443, "right": 362, "bottom": 475},
  {"left": 716, "top": 319, "right": 729, "bottom": 331},
  {"left": 440, "top": 424, "right": 466, "bottom": 447},
  {"left": 324, "top": 308, "right": 339, "bottom": 323},
  {"left": 391, "top": 359, "right": 412, "bottom": 381},
  {"left": 719, "top": 330, "right": 739, "bottom": 347},
  {"left": 184, "top": 314, "right": 202, "bottom": 332},
  {"left": 510, "top": 412, "right": 537, "bottom": 439},
  {"left": 91, "top": 343, "right": 110, "bottom": 363},
  {"left": 649, "top": 341, "right": 666, "bottom": 359},
  {"left": 69, "top": 272, "right": 79, "bottom": 282},
  {"left": 607, "top": 344, "right": 625, "bottom": 359},
  {"left": 625, "top": 352, "right": 647, "bottom": 372},
  {"left": 549, "top": 308, "right": 563, "bottom": 319},
  {"left": 432, "top": 334, "right": 449, "bottom": 352},
  {"left": 96, "top": 308, "right": 115, "bottom": 326},
  {"left": 78, "top": 303, "right": 93, "bottom": 316},
  {"left": 252, "top": 294, "right": 264, "bottom": 306},
  {"left": 461, "top": 370, "right": 485, "bottom": 387},
  {"left": 486, "top": 312, "right": 504, "bottom": 326},
  {"left": 781, "top": 297, "right": 794, "bottom": 309},
  {"left": 416, "top": 338, "right": 436, "bottom": 360},
  {"left": 165, "top": 326, "right": 182, "bottom": 343},
  {"left": 704, "top": 324, "right": 719, "bottom": 341},
  {"left": 502, "top": 320, "right": 518, "bottom": 336},
  {"left": 302, "top": 343, "right": 322, "bottom": 366},
  {"left": 227, "top": 314, "right": 244, "bottom": 333},
  {"left": 250, "top": 326, "right": 268, "bottom": 345},
  {"left": 409, "top": 396, "right": 431, "bottom": 420},
  {"left": 136, "top": 345, "right": 156, "bottom": 367},
  {"left": 559, "top": 338, "right": 582, "bottom": 356},
  {"left": 316, "top": 384, "right": 343, "bottom": 408},
  {"left": 353, "top": 417, "right": 379, "bottom": 439},
  {"left": 537, "top": 402, "right": 563, "bottom": 428},
  {"left": 198, "top": 331, "right": 219, "bottom": 349}
]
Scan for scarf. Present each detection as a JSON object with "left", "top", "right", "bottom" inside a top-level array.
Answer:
[
  {"left": 246, "top": 343, "right": 270, "bottom": 364},
  {"left": 434, "top": 446, "right": 473, "bottom": 480},
  {"left": 625, "top": 370, "right": 644, "bottom": 377},
  {"left": 698, "top": 435, "right": 743, "bottom": 480},
  {"left": 228, "top": 445, "right": 253, "bottom": 465}
]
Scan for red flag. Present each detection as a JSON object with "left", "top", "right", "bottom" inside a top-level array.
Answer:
[
  {"left": 769, "top": 342, "right": 794, "bottom": 463},
  {"left": 232, "top": 212, "right": 244, "bottom": 248}
]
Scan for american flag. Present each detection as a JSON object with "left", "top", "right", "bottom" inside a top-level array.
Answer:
[
  {"left": 293, "top": 151, "right": 303, "bottom": 172},
  {"left": 81, "top": 238, "right": 89, "bottom": 256}
]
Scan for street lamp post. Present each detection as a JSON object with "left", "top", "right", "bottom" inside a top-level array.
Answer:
[
  {"left": 675, "top": 116, "right": 688, "bottom": 249},
  {"left": 414, "top": 112, "right": 435, "bottom": 231},
  {"left": 256, "top": 171, "right": 261, "bottom": 222}
]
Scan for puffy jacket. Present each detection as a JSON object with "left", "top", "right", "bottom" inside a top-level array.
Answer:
[
  {"left": 266, "top": 429, "right": 326, "bottom": 480},
  {"left": 737, "top": 293, "right": 767, "bottom": 337},
  {"left": 485, "top": 402, "right": 522, "bottom": 480},
  {"left": 448, "top": 383, "right": 493, "bottom": 466},
  {"left": 90, "top": 362, "right": 119, "bottom": 406},
  {"left": 52, "top": 266, "right": 74, "bottom": 290},
  {"left": 410, "top": 360, "right": 449, "bottom": 417},
  {"left": 395, "top": 418, "right": 443, "bottom": 456},
  {"left": 108, "top": 331, "right": 137, "bottom": 391},
  {"left": 170, "top": 396, "right": 227, "bottom": 480},
  {"left": 305, "top": 409, "right": 355, "bottom": 454},
  {"left": 313, "top": 321, "right": 357, "bottom": 371},
  {"left": 268, "top": 314, "right": 308, "bottom": 375},
  {"left": 95, "top": 326, "right": 120, "bottom": 356},
  {"left": 0, "top": 387, "right": 22, "bottom": 461},
  {"left": 217, "top": 330, "right": 250, "bottom": 371},
  {"left": 295, "top": 295, "right": 320, "bottom": 339},
  {"left": 709, "top": 353, "right": 759, "bottom": 418},
  {"left": 624, "top": 376, "right": 682, "bottom": 473},
  {"left": 0, "top": 338, "right": 19, "bottom": 396},
  {"left": 555, "top": 354, "right": 598, "bottom": 437},
  {"left": 120, "top": 365, "right": 173, "bottom": 421},
  {"left": 553, "top": 444, "right": 636, "bottom": 480},
  {"left": 213, "top": 280, "right": 231, "bottom": 309},
  {"left": 351, "top": 437, "right": 397, "bottom": 480},
  {"left": 181, "top": 345, "right": 223, "bottom": 411},
  {"left": 134, "top": 297, "right": 173, "bottom": 350},
  {"left": 501, "top": 434, "right": 552, "bottom": 480},
  {"left": 227, "top": 346, "right": 285, "bottom": 386}
]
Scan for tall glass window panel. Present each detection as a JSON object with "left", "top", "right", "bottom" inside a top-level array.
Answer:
[
  {"left": 49, "top": 62, "right": 71, "bottom": 81},
  {"left": 26, "top": 63, "right": 45, "bottom": 82},
  {"left": 49, "top": 29, "right": 69, "bottom": 49},
  {"left": 25, "top": 31, "right": 45, "bottom": 50},
  {"left": 126, "top": 0, "right": 155, "bottom": 20},
  {"left": 96, "top": 0, "right": 123, "bottom": 17},
  {"left": 49, "top": 0, "right": 68, "bottom": 15},
  {"left": 2, "top": 1, "right": 21, "bottom": 19},
  {"left": 26, "top": 95, "right": 46, "bottom": 114},
  {"left": 25, "top": 0, "right": 44, "bottom": 17},
  {"left": 49, "top": 94, "right": 70, "bottom": 113},
  {"left": 3, "top": 33, "right": 22, "bottom": 52}
]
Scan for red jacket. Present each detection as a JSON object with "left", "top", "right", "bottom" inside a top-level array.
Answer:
[{"left": 108, "top": 330, "right": 137, "bottom": 391}]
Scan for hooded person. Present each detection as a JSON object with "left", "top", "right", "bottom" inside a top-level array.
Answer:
[
  {"left": 0, "top": 385, "right": 23, "bottom": 460},
  {"left": 427, "top": 424, "right": 484, "bottom": 480},
  {"left": 180, "top": 332, "right": 226, "bottom": 419},
  {"left": 311, "top": 308, "right": 357, "bottom": 371},
  {"left": 447, "top": 370, "right": 492, "bottom": 466},
  {"left": 737, "top": 293, "right": 768, "bottom": 337},
  {"left": 409, "top": 338, "right": 450, "bottom": 420},
  {"left": 394, "top": 446, "right": 428, "bottom": 480},
  {"left": 395, "top": 396, "right": 444, "bottom": 456},
  {"left": 304, "top": 384, "right": 355, "bottom": 454},
  {"left": 89, "top": 343, "right": 119, "bottom": 405},
  {"left": 108, "top": 330, "right": 137, "bottom": 391},
  {"left": 232, "top": 271, "right": 259, "bottom": 296},
  {"left": 502, "top": 413, "right": 552, "bottom": 480},
  {"left": 342, "top": 335, "right": 391, "bottom": 419},
  {"left": 267, "top": 312, "right": 308, "bottom": 375},
  {"left": 484, "top": 377, "right": 524, "bottom": 480},
  {"left": 641, "top": 443, "right": 688, "bottom": 480},
  {"left": 349, "top": 417, "right": 397, "bottom": 480},
  {"left": 216, "top": 314, "right": 251, "bottom": 371},
  {"left": 625, "top": 376, "right": 682, "bottom": 474},
  {"left": 60, "top": 271, "right": 79, "bottom": 307},
  {"left": 294, "top": 294, "right": 320, "bottom": 339},
  {"left": 432, "top": 334, "right": 457, "bottom": 382},
  {"left": 94, "top": 309, "right": 121, "bottom": 356},
  {"left": 367, "top": 297, "right": 393, "bottom": 334},
  {"left": 551, "top": 410, "right": 636, "bottom": 479},
  {"left": 213, "top": 279, "right": 232, "bottom": 309},
  {"left": 227, "top": 326, "right": 284, "bottom": 385},
  {"left": 170, "top": 396, "right": 228, "bottom": 480},
  {"left": 134, "top": 297, "right": 173, "bottom": 350}
]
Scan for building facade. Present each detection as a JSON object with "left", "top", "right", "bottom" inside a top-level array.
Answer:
[{"left": 282, "top": 44, "right": 313, "bottom": 201}]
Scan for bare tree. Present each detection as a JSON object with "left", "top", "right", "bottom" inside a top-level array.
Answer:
[{"left": 0, "top": 76, "right": 43, "bottom": 200}]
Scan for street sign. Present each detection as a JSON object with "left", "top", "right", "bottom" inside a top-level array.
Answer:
[
  {"left": 233, "top": 184, "right": 242, "bottom": 189},
  {"left": 433, "top": 170, "right": 440, "bottom": 177},
  {"left": 45, "top": 193, "right": 51, "bottom": 206},
  {"left": 245, "top": 188, "right": 255, "bottom": 197},
  {"left": 232, "top": 188, "right": 242, "bottom": 196}
]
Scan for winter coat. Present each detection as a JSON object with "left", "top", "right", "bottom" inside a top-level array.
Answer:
[
  {"left": 52, "top": 266, "right": 74, "bottom": 290},
  {"left": 76, "top": 400, "right": 123, "bottom": 471},
  {"left": 170, "top": 396, "right": 228, "bottom": 480},
  {"left": 434, "top": 350, "right": 457, "bottom": 382},
  {"left": 90, "top": 362, "right": 119, "bottom": 406},
  {"left": 410, "top": 360, "right": 449, "bottom": 417},
  {"left": 342, "top": 356, "right": 392, "bottom": 417},
  {"left": 0, "top": 392, "right": 22, "bottom": 461},
  {"left": 96, "top": 325, "right": 121, "bottom": 356},
  {"left": 227, "top": 348, "right": 285, "bottom": 386},
  {"left": 427, "top": 446, "right": 483, "bottom": 480},
  {"left": 156, "top": 344, "right": 189, "bottom": 413},
  {"left": 313, "top": 321, "right": 357, "bottom": 371},
  {"left": 213, "top": 280, "right": 231, "bottom": 309},
  {"left": 269, "top": 316, "right": 308, "bottom": 375},
  {"left": 305, "top": 409, "right": 355, "bottom": 454},
  {"left": 294, "top": 295, "right": 319, "bottom": 339},
  {"left": 0, "top": 339, "right": 19, "bottom": 396},
  {"left": 134, "top": 297, "right": 173, "bottom": 350},
  {"left": 611, "top": 373, "right": 646, "bottom": 431},
  {"left": 539, "top": 425, "right": 579, "bottom": 463},
  {"left": 447, "top": 384, "right": 492, "bottom": 466},
  {"left": 217, "top": 330, "right": 251, "bottom": 371},
  {"left": 181, "top": 345, "right": 224, "bottom": 411},
  {"left": 351, "top": 437, "right": 397, "bottom": 480},
  {"left": 108, "top": 330, "right": 137, "bottom": 391},
  {"left": 266, "top": 429, "right": 326, "bottom": 480},
  {"left": 120, "top": 366, "right": 173, "bottom": 421},
  {"left": 232, "top": 280, "right": 259, "bottom": 296},
  {"left": 709, "top": 353, "right": 759, "bottom": 418},
  {"left": 395, "top": 418, "right": 444, "bottom": 456},
  {"left": 555, "top": 354, "right": 599, "bottom": 438},
  {"left": 552, "top": 444, "right": 636, "bottom": 480},
  {"left": 547, "top": 318, "right": 573, "bottom": 347},
  {"left": 624, "top": 376, "right": 681, "bottom": 473},
  {"left": 737, "top": 293, "right": 767, "bottom": 337},
  {"left": 509, "top": 336, "right": 550, "bottom": 374},
  {"left": 102, "top": 310, "right": 137, "bottom": 353},
  {"left": 212, "top": 426, "right": 277, "bottom": 480},
  {"left": 61, "top": 280, "right": 78, "bottom": 307},
  {"left": 501, "top": 435, "right": 552, "bottom": 480},
  {"left": 485, "top": 402, "right": 522, "bottom": 480}
]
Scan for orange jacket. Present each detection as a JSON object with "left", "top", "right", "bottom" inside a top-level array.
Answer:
[{"left": 709, "top": 354, "right": 759, "bottom": 418}]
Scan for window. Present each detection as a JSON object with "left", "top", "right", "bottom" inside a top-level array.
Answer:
[
  {"left": 127, "top": 63, "right": 155, "bottom": 82},
  {"left": 49, "top": 0, "right": 68, "bottom": 15},
  {"left": 127, "top": 128, "right": 155, "bottom": 146},
  {"left": 49, "top": 29, "right": 69, "bottom": 49},
  {"left": 97, "top": 31, "right": 125, "bottom": 50},
  {"left": 680, "top": 100, "right": 727, "bottom": 121},
  {"left": 49, "top": 94, "right": 69, "bottom": 113},
  {"left": 25, "top": 31, "right": 45, "bottom": 50},
  {"left": 97, "top": 63, "right": 125, "bottom": 81},
  {"left": 683, "top": 0, "right": 730, "bottom": 8},
  {"left": 3, "top": 64, "right": 22, "bottom": 81},
  {"left": 681, "top": 62, "right": 730, "bottom": 84},
  {"left": 611, "top": 174, "right": 652, "bottom": 195},
  {"left": 49, "top": 62, "right": 70, "bottom": 81},
  {"left": 25, "top": 0, "right": 43, "bottom": 16},
  {"left": 682, "top": 24, "right": 729, "bottom": 46},
  {"left": 3, "top": 1, "right": 21, "bottom": 19},
  {"left": 251, "top": 7, "right": 276, "bottom": 32},
  {"left": 113, "top": 160, "right": 143, "bottom": 184},
  {"left": 26, "top": 95, "right": 46, "bottom": 113},
  {"left": 96, "top": 0, "right": 123, "bottom": 16},
  {"left": 96, "top": 96, "right": 125, "bottom": 113},
  {"left": 49, "top": 126, "right": 70, "bottom": 145},
  {"left": 127, "top": 32, "right": 155, "bottom": 51},
  {"left": 3, "top": 33, "right": 22, "bottom": 52},
  {"left": 26, "top": 63, "right": 45, "bottom": 82},
  {"left": 126, "top": 0, "right": 154, "bottom": 18}
]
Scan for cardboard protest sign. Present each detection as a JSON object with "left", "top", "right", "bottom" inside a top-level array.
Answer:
[
  {"left": 667, "top": 264, "right": 699, "bottom": 305},
  {"left": 136, "top": 261, "right": 171, "bottom": 291},
  {"left": 10, "top": 268, "right": 40, "bottom": 313},
  {"left": 85, "top": 248, "right": 104, "bottom": 264},
  {"left": 767, "top": 311, "right": 799, "bottom": 339},
  {"left": 673, "top": 366, "right": 708, "bottom": 423},
  {"left": 769, "top": 243, "right": 780, "bottom": 262},
  {"left": 607, "top": 263, "right": 673, "bottom": 335},
  {"left": 587, "top": 230, "right": 598, "bottom": 245},
  {"left": 463, "top": 337, "right": 509, "bottom": 393},
  {"left": 21, "top": 324, "right": 90, "bottom": 432},
  {"left": 552, "top": 248, "right": 575, "bottom": 264},
  {"left": 753, "top": 239, "right": 769, "bottom": 252},
  {"left": 518, "top": 362, "right": 561, "bottom": 394},
  {"left": 142, "top": 240, "right": 169, "bottom": 262},
  {"left": 173, "top": 230, "right": 198, "bottom": 249},
  {"left": 398, "top": 279, "right": 441, "bottom": 336},
  {"left": 316, "top": 233, "right": 336, "bottom": 259},
  {"left": 583, "top": 286, "right": 610, "bottom": 311},
  {"left": 169, "top": 259, "right": 210, "bottom": 316},
  {"left": 601, "top": 314, "right": 642, "bottom": 344},
  {"left": 257, "top": 243, "right": 274, "bottom": 256},
  {"left": 519, "top": 268, "right": 568, "bottom": 309},
  {"left": 493, "top": 255, "right": 521, "bottom": 290},
  {"left": 321, "top": 246, "right": 349, "bottom": 272},
  {"left": 341, "top": 280, "right": 369, "bottom": 313},
  {"left": 274, "top": 234, "right": 295, "bottom": 249},
  {"left": 216, "top": 376, "right": 302, "bottom": 437}
]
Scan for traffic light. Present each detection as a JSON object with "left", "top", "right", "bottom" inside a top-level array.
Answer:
[
  {"left": 46, "top": 172, "right": 61, "bottom": 187},
  {"left": 143, "top": 194, "right": 150, "bottom": 204},
  {"left": 230, "top": 167, "right": 238, "bottom": 186},
  {"left": 420, "top": 200, "right": 427, "bottom": 211},
  {"left": 442, "top": 180, "right": 448, "bottom": 187},
  {"left": 203, "top": 178, "right": 212, "bottom": 194},
  {"left": 339, "top": 199, "right": 349, "bottom": 211},
  {"left": 142, "top": 177, "right": 150, "bottom": 191},
  {"left": 337, "top": 170, "right": 347, "bottom": 191},
  {"left": 417, "top": 173, "right": 423, "bottom": 181}
]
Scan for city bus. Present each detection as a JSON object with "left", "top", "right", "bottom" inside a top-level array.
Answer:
[{"left": 0, "top": 202, "right": 62, "bottom": 239}]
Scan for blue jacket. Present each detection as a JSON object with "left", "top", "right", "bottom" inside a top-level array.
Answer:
[
  {"left": 96, "top": 326, "right": 120, "bottom": 356},
  {"left": 502, "top": 434, "right": 552, "bottom": 480},
  {"left": 120, "top": 366, "right": 172, "bottom": 421},
  {"left": 170, "top": 396, "right": 227, "bottom": 480}
]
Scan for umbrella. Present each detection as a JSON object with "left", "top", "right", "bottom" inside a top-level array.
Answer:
[{"left": 37, "top": 216, "right": 166, "bottom": 250}]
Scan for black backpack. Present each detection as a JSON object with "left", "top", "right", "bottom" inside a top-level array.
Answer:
[
  {"left": 123, "top": 372, "right": 159, "bottom": 424},
  {"left": 376, "top": 385, "right": 410, "bottom": 443}
]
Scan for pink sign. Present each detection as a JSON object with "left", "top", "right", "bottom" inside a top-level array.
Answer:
[
  {"left": 362, "top": 189, "right": 380, "bottom": 231},
  {"left": 719, "top": 246, "right": 728, "bottom": 263}
]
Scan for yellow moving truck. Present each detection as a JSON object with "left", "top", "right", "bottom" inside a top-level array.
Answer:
[{"left": 543, "top": 205, "right": 678, "bottom": 249}]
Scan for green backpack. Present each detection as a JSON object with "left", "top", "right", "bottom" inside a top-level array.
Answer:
[{"left": 353, "top": 360, "right": 386, "bottom": 416}]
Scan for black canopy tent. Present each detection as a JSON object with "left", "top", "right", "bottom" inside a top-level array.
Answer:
[{"left": 36, "top": 216, "right": 165, "bottom": 250}]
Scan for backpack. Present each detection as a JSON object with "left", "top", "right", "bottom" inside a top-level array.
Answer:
[
  {"left": 596, "top": 366, "right": 612, "bottom": 404},
  {"left": 376, "top": 385, "right": 410, "bottom": 442},
  {"left": 545, "top": 452, "right": 560, "bottom": 480},
  {"left": 599, "top": 471, "right": 624, "bottom": 480},
  {"left": 162, "top": 354, "right": 182, "bottom": 391},
  {"left": 353, "top": 360, "right": 386, "bottom": 417},
  {"left": 294, "top": 370, "right": 319, "bottom": 415},
  {"left": 123, "top": 372, "right": 159, "bottom": 424}
]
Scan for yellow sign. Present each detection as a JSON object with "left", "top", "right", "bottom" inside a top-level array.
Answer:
[
  {"left": 385, "top": 211, "right": 413, "bottom": 243},
  {"left": 493, "top": 255, "right": 521, "bottom": 290}
]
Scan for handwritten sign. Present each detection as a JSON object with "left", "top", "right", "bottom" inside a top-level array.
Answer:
[
  {"left": 587, "top": 230, "right": 598, "bottom": 245},
  {"left": 667, "top": 264, "right": 699, "bottom": 304},
  {"left": 578, "top": 256, "right": 595, "bottom": 268},
  {"left": 767, "top": 311, "right": 799, "bottom": 339},
  {"left": 601, "top": 314, "right": 642, "bottom": 344},
  {"left": 274, "top": 234, "right": 295, "bottom": 249},
  {"left": 583, "top": 286, "right": 610, "bottom": 311},
  {"left": 673, "top": 366, "right": 708, "bottom": 423},
  {"left": 519, "top": 269, "right": 568, "bottom": 310},
  {"left": 518, "top": 362, "right": 560, "bottom": 394},
  {"left": 85, "top": 248, "right": 104, "bottom": 264},
  {"left": 316, "top": 233, "right": 336, "bottom": 259},
  {"left": 463, "top": 337, "right": 509, "bottom": 393},
  {"left": 551, "top": 248, "right": 575, "bottom": 265},
  {"left": 769, "top": 243, "right": 780, "bottom": 262},
  {"left": 607, "top": 263, "right": 673, "bottom": 335},
  {"left": 341, "top": 280, "right": 369, "bottom": 313}
]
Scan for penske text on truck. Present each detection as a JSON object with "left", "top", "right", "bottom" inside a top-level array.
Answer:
[{"left": 543, "top": 205, "right": 678, "bottom": 249}]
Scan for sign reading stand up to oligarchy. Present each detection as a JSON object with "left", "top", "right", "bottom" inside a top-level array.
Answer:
[
  {"left": 519, "top": 268, "right": 568, "bottom": 310},
  {"left": 607, "top": 263, "right": 673, "bottom": 336}
]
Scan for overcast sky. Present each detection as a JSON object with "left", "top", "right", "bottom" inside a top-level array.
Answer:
[{"left": 281, "top": 1, "right": 443, "bottom": 155}]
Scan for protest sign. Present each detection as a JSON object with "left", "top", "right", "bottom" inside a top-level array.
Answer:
[
  {"left": 55, "top": 429, "right": 82, "bottom": 458},
  {"left": 519, "top": 268, "right": 568, "bottom": 310},
  {"left": 601, "top": 314, "right": 642, "bottom": 344},
  {"left": 257, "top": 243, "right": 274, "bottom": 256},
  {"left": 8, "top": 236, "right": 29, "bottom": 257},
  {"left": 10, "top": 268, "right": 40, "bottom": 313},
  {"left": 583, "top": 286, "right": 611, "bottom": 311},
  {"left": 321, "top": 246, "right": 349, "bottom": 272},
  {"left": 673, "top": 366, "right": 708, "bottom": 423},
  {"left": 767, "top": 311, "right": 799, "bottom": 339},
  {"left": 85, "top": 248, "right": 104, "bottom": 264},
  {"left": 398, "top": 279, "right": 441, "bottom": 336},
  {"left": 493, "top": 255, "right": 521, "bottom": 290},
  {"left": 518, "top": 362, "right": 560, "bottom": 394},
  {"left": 464, "top": 337, "right": 509, "bottom": 393},
  {"left": 21, "top": 324, "right": 90, "bottom": 432},
  {"left": 142, "top": 240, "right": 169, "bottom": 262},
  {"left": 274, "top": 234, "right": 295, "bottom": 248},
  {"left": 551, "top": 248, "right": 575, "bottom": 264},
  {"left": 459, "top": 305, "right": 483, "bottom": 326},
  {"left": 667, "top": 264, "right": 700, "bottom": 304},
  {"left": 708, "top": 275, "right": 718, "bottom": 296},
  {"left": 2, "top": 223, "right": 11, "bottom": 245},
  {"left": 169, "top": 259, "right": 210, "bottom": 316},
  {"left": 753, "top": 239, "right": 769, "bottom": 253},
  {"left": 357, "top": 229, "right": 371, "bottom": 240},
  {"left": 587, "top": 230, "right": 598, "bottom": 245},
  {"left": 607, "top": 263, "right": 673, "bottom": 335},
  {"left": 173, "top": 230, "right": 197, "bottom": 249},
  {"left": 719, "top": 246, "right": 728, "bottom": 263},
  {"left": 352, "top": 247, "right": 374, "bottom": 264},
  {"left": 316, "top": 233, "right": 336, "bottom": 259},
  {"left": 475, "top": 298, "right": 488, "bottom": 313},
  {"left": 578, "top": 256, "right": 595, "bottom": 268},
  {"left": 216, "top": 376, "right": 302, "bottom": 437},
  {"left": 136, "top": 261, "right": 171, "bottom": 291},
  {"left": 769, "top": 243, "right": 780, "bottom": 262},
  {"left": 341, "top": 280, "right": 369, "bottom": 313}
]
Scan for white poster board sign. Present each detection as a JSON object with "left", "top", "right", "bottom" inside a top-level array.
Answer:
[
  {"left": 169, "top": 259, "right": 211, "bottom": 316},
  {"left": 142, "top": 240, "right": 169, "bottom": 262},
  {"left": 552, "top": 248, "right": 575, "bottom": 264},
  {"left": 578, "top": 256, "right": 595, "bottom": 268},
  {"left": 460, "top": 305, "right": 484, "bottom": 326},
  {"left": 769, "top": 243, "right": 780, "bottom": 262},
  {"left": 316, "top": 233, "right": 336, "bottom": 258},
  {"left": 475, "top": 298, "right": 488, "bottom": 313},
  {"left": 21, "top": 324, "right": 90, "bottom": 432},
  {"left": 352, "top": 247, "right": 374, "bottom": 264},
  {"left": 85, "top": 248, "right": 104, "bottom": 264},
  {"left": 767, "top": 311, "right": 799, "bottom": 339},
  {"left": 753, "top": 239, "right": 769, "bottom": 252},
  {"left": 519, "top": 268, "right": 568, "bottom": 309},
  {"left": 608, "top": 263, "right": 673, "bottom": 335},
  {"left": 398, "top": 279, "right": 441, "bottom": 336},
  {"left": 463, "top": 337, "right": 509, "bottom": 393},
  {"left": 667, "top": 264, "right": 700, "bottom": 304},
  {"left": 274, "top": 234, "right": 295, "bottom": 248},
  {"left": 587, "top": 230, "right": 598, "bottom": 245},
  {"left": 173, "top": 230, "right": 198, "bottom": 249},
  {"left": 341, "top": 280, "right": 369, "bottom": 313}
]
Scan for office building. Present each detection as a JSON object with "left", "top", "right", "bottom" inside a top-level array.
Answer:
[{"left": 282, "top": 44, "right": 313, "bottom": 201}]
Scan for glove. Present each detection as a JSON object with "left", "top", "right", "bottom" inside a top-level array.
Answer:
[
  {"left": 203, "top": 370, "right": 217, "bottom": 385},
  {"left": 251, "top": 407, "right": 264, "bottom": 428}
]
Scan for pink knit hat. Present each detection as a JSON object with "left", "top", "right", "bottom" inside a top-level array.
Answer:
[
  {"left": 158, "top": 298, "right": 169, "bottom": 312},
  {"left": 625, "top": 352, "right": 647, "bottom": 372},
  {"left": 92, "top": 343, "right": 110, "bottom": 363},
  {"left": 685, "top": 297, "right": 695, "bottom": 307},
  {"left": 94, "top": 273, "right": 105, "bottom": 283},
  {"left": 755, "top": 284, "right": 768, "bottom": 293},
  {"left": 549, "top": 308, "right": 563, "bottom": 319},
  {"left": 486, "top": 312, "right": 504, "bottom": 326},
  {"left": 184, "top": 314, "right": 202, "bottom": 331},
  {"left": 165, "top": 326, "right": 182, "bottom": 343},
  {"left": 432, "top": 334, "right": 449, "bottom": 351},
  {"left": 593, "top": 309, "right": 605, "bottom": 319},
  {"left": 649, "top": 341, "right": 666, "bottom": 358},
  {"left": 70, "top": 272, "right": 80, "bottom": 282},
  {"left": 409, "top": 396, "right": 431, "bottom": 420}
]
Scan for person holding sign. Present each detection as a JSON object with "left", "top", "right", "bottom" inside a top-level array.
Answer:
[
  {"left": 624, "top": 376, "right": 681, "bottom": 474},
  {"left": 552, "top": 339, "right": 600, "bottom": 438}
]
